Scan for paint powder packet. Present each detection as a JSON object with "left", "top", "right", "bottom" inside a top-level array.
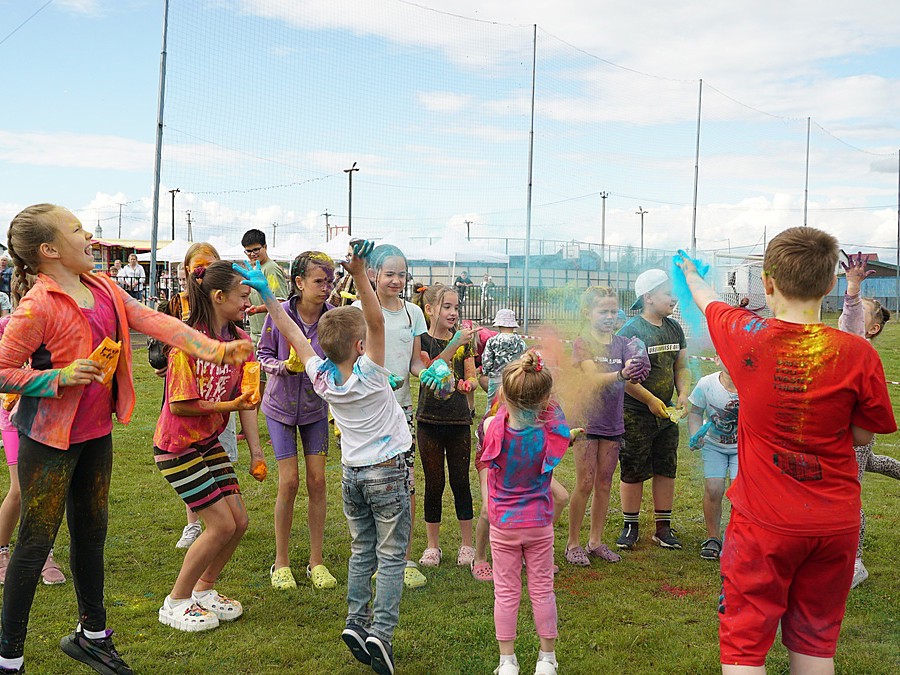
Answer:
[
  {"left": 250, "top": 458, "right": 268, "bottom": 481},
  {"left": 1, "top": 393, "right": 20, "bottom": 412},
  {"left": 241, "top": 362, "right": 261, "bottom": 405},
  {"left": 665, "top": 406, "right": 687, "bottom": 423},
  {"left": 88, "top": 337, "right": 122, "bottom": 386}
]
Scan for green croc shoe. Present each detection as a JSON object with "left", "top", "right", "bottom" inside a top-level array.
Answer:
[
  {"left": 307, "top": 564, "right": 337, "bottom": 589},
  {"left": 270, "top": 564, "right": 297, "bottom": 590}
]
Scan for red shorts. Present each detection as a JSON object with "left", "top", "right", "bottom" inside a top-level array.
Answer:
[{"left": 718, "top": 509, "right": 857, "bottom": 666}]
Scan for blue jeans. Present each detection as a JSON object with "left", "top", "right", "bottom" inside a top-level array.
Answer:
[{"left": 342, "top": 456, "right": 411, "bottom": 644}]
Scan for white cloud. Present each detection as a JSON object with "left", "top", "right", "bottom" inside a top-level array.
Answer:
[
  {"left": 56, "top": 0, "right": 102, "bottom": 14},
  {"left": 0, "top": 131, "right": 152, "bottom": 171}
]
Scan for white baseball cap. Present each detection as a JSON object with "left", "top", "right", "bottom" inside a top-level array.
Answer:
[{"left": 631, "top": 269, "right": 669, "bottom": 310}]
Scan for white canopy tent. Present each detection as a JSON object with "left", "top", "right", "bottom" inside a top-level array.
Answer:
[{"left": 409, "top": 232, "right": 509, "bottom": 283}]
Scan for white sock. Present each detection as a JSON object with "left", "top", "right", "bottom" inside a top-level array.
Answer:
[
  {"left": 499, "top": 653, "right": 518, "bottom": 666},
  {"left": 77, "top": 623, "right": 107, "bottom": 640},
  {"left": 192, "top": 588, "right": 215, "bottom": 601},
  {"left": 406, "top": 560, "right": 417, "bottom": 568},
  {"left": 0, "top": 656, "right": 24, "bottom": 670},
  {"left": 538, "top": 651, "right": 557, "bottom": 665},
  {"left": 166, "top": 595, "right": 193, "bottom": 609}
]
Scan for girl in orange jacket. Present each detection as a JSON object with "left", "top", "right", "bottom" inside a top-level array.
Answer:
[{"left": 0, "top": 204, "right": 251, "bottom": 675}]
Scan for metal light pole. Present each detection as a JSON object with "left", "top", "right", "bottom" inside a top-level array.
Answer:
[
  {"left": 464, "top": 219, "right": 473, "bottom": 242},
  {"left": 185, "top": 210, "right": 193, "bottom": 241},
  {"left": 344, "top": 162, "right": 359, "bottom": 236},
  {"left": 117, "top": 203, "right": 124, "bottom": 239},
  {"left": 600, "top": 191, "right": 608, "bottom": 266},
  {"left": 636, "top": 206, "right": 648, "bottom": 267},
  {"left": 272, "top": 221, "right": 278, "bottom": 248},
  {"left": 168, "top": 188, "right": 179, "bottom": 240},
  {"left": 322, "top": 211, "right": 332, "bottom": 241}
]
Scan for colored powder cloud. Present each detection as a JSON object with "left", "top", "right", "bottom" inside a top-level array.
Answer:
[{"left": 671, "top": 250, "right": 710, "bottom": 338}]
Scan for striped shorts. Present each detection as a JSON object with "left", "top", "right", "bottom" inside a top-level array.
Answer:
[{"left": 155, "top": 438, "right": 240, "bottom": 512}]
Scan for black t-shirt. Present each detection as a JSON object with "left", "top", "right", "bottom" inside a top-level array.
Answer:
[
  {"left": 416, "top": 332, "right": 474, "bottom": 425},
  {"left": 454, "top": 276, "right": 471, "bottom": 301},
  {"left": 618, "top": 315, "right": 686, "bottom": 410}
]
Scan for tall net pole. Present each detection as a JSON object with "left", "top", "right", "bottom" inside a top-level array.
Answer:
[
  {"left": 691, "top": 79, "right": 702, "bottom": 257},
  {"left": 149, "top": 0, "right": 170, "bottom": 298},
  {"left": 522, "top": 24, "right": 537, "bottom": 333}
]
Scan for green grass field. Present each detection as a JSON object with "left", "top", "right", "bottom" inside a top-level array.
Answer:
[{"left": 5, "top": 319, "right": 900, "bottom": 674}]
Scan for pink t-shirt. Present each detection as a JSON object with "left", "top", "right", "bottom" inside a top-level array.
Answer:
[
  {"left": 153, "top": 325, "right": 253, "bottom": 454},
  {"left": 482, "top": 402, "right": 570, "bottom": 529},
  {"left": 69, "top": 286, "right": 116, "bottom": 444}
]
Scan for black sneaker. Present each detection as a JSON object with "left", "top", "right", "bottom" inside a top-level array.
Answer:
[
  {"left": 615, "top": 523, "right": 639, "bottom": 550},
  {"left": 60, "top": 625, "right": 133, "bottom": 675},
  {"left": 365, "top": 635, "right": 395, "bottom": 675},
  {"left": 341, "top": 623, "right": 371, "bottom": 666},
  {"left": 652, "top": 526, "right": 683, "bottom": 550}
]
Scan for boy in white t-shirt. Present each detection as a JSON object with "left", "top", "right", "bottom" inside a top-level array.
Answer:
[
  {"left": 237, "top": 240, "right": 410, "bottom": 675},
  {"left": 687, "top": 355, "right": 739, "bottom": 561}
]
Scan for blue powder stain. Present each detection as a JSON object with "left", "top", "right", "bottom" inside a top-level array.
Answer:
[
  {"left": 743, "top": 317, "right": 767, "bottom": 334},
  {"left": 322, "top": 359, "right": 343, "bottom": 386},
  {"left": 671, "top": 250, "right": 710, "bottom": 337}
]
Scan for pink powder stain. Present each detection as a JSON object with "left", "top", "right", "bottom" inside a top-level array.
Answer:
[{"left": 660, "top": 583, "right": 699, "bottom": 598}]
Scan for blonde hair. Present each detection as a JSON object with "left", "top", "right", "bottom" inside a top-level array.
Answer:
[
  {"left": 501, "top": 350, "right": 553, "bottom": 416},
  {"left": 318, "top": 306, "right": 366, "bottom": 363},
  {"left": 862, "top": 297, "right": 891, "bottom": 340},
  {"left": 763, "top": 227, "right": 838, "bottom": 300},
  {"left": 580, "top": 285, "right": 617, "bottom": 314},
  {"left": 7, "top": 203, "right": 63, "bottom": 304}
]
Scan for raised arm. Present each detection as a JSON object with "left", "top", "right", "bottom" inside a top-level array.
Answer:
[
  {"left": 838, "top": 251, "right": 873, "bottom": 337},
  {"left": 235, "top": 262, "right": 317, "bottom": 365},
  {"left": 673, "top": 249, "right": 718, "bottom": 314},
  {"left": 342, "top": 241, "right": 383, "bottom": 365}
]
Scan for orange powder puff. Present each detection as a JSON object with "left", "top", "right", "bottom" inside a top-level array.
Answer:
[{"left": 241, "top": 362, "right": 261, "bottom": 405}]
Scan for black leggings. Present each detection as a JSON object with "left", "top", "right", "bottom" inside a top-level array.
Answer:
[
  {"left": 417, "top": 422, "right": 473, "bottom": 524},
  {"left": 0, "top": 433, "right": 112, "bottom": 659}
]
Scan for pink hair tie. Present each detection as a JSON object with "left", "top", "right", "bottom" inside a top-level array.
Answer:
[
  {"left": 531, "top": 349, "right": 544, "bottom": 372},
  {"left": 192, "top": 266, "right": 206, "bottom": 280}
]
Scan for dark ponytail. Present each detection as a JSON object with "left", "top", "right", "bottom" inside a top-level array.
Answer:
[{"left": 186, "top": 260, "right": 245, "bottom": 338}]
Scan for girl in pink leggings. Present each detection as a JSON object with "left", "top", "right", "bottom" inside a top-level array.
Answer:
[
  {"left": 0, "top": 318, "right": 64, "bottom": 586},
  {"left": 481, "top": 350, "right": 574, "bottom": 675}
]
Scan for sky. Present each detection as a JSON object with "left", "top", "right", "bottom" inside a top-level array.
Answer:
[{"left": 2, "top": 0, "right": 900, "bottom": 261}]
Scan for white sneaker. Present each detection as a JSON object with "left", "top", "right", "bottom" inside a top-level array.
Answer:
[
  {"left": 175, "top": 522, "right": 202, "bottom": 549},
  {"left": 494, "top": 660, "right": 519, "bottom": 675},
  {"left": 158, "top": 596, "right": 219, "bottom": 632},
  {"left": 193, "top": 589, "right": 243, "bottom": 621},
  {"left": 851, "top": 558, "right": 869, "bottom": 589},
  {"left": 534, "top": 658, "right": 558, "bottom": 675}
]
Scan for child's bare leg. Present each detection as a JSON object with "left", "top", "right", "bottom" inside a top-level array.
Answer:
[
  {"left": 587, "top": 439, "right": 618, "bottom": 547},
  {"left": 305, "top": 454, "right": 327, "bottom": 568},
  {"left": 0, "top": 467, "right": 21, "bottom": 546},
  {"left": 425, "top": 522, "right": 441, "bottom": 550},
  {"left": 539, "top": 637, "right": 556, "bottom": 653},
  {"left": 651, "top": 475, "right": 675, "bottom": 512},
  {"left": 474, "top": 470, "right": 490, "bottom": 564},
  {"left": 550, "top": 478, "right": 569, "bottom": 526},
  {"left": 721, "top": 666, "right": 765, "bottom": 674},
  {"left": 787, "top": 650, "right": 834, "bottom": 675},
  {"left": 185, "top": 504, "right": 199, "bottom": 525},
  {"left": 171, "top": 498, "right": 242, "bottom": 599},
  {"left": 498, "top": 640, "right": 515, "bottom": 656},
  {"left": 703, "top": 478, "right": 726, "bottom": 540},
  {"left": 459, "top": 519, "right": 473, "bottom": 548},
  {"left": 566, "top": 439, "right": 598, "bottom": 549},
  {"left": 193, "top": 495, "right": 249, "bottom": 593},
  {"left": 273, "top": 457, "right": 300, "bottom": 570},
  {"left": 406, "top": 493, "right": 417, "bottom": 561},
  {"left": 620, "top": 481, "right": 644, "bottom": 513}
]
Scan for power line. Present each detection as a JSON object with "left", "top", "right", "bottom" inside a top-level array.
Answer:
[{"left": 0, "top": 0, "right": 54, "bottom": 48}]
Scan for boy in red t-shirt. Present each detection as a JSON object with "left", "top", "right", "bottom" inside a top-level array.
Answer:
[{"left": 675, "top": 227, "right": 896, "bottom": 673}]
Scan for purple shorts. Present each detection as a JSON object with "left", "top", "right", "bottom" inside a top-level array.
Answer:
[{"left": 267, "top": 416, "right": 329, "bottom": 461}]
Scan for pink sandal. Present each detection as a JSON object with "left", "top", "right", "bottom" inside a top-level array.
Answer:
[
  {"left": 471, "top": 560, "right": 493, "bottom": 582},
  {"left": 586, "top": 543, "right": 622, "bottom": 563},
  {"left": 564, "top": 545, "right": 590, "bottom": 567}
]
